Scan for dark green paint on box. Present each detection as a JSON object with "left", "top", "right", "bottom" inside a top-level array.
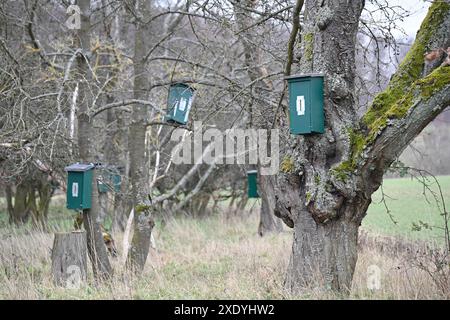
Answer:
[
  {"left": 247, "top": 170, "right": 259, "bottom": 198},
  {"left": 65, "top": 163, "right": 94, "bottom": 210},
  {"left": 286, "top": 74, "right": 324, "bottom": 135},
  {"left": 165, "top": 83, "right": 195, "bottom": 125}
]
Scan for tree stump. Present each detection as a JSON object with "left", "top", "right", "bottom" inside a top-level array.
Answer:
[{"left": 51, "top": 231, "right": 88, "bottom": 288}]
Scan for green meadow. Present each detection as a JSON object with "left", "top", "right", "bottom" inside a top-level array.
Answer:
[{"left": 363, "top": 175, "right": 449, "bottom": 243}]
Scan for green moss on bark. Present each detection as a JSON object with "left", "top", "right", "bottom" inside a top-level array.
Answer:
[
  {"left": 135, "top": 204, "right": 151, "bottom": 214},
  {"left": 306, "top": 192, "right": 312, "bottom": 202},
  {"left": 417, "top": 66, "right": 450, "bottom": 98},
  {"left": 330, "top": 128, "right": 365, "bottom": 179},
  {"left": 330, "top": 1, "right": 450, "bottom": 177},
  {"left": 314, "top": 174, "right": 321, "bottom": 184},
  {"left": 303, "top": 33, "right": 314, "bottom": 62},
  {"left": 281, "top": 156, "right": 295, "bottom": 173},
  {"left": 332, "top": 64, "right": 450, "bottom": 177},
  {"left": 363, "top": 1, "right": 450, "bottom": 133},
  {"left": 331, "top": 162, "right": 351, "bottom": 182}
]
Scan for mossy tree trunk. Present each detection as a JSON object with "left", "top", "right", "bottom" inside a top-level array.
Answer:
[{"left": 275, "top": 0, "right": 450, "bottom": 294}]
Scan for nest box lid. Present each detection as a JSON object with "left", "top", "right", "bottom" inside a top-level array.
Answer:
[
  {"left": 170, "top": 82, "right": 197, "bottom": 91},
  {"left": 65, "top": 163, "right": 95, "bottom": 172},
  {"left": 284, "top": 73, "right": 324, "bottom": 81}
]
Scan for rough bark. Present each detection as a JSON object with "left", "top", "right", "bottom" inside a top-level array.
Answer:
[
  {"left": 127, "top": 205, "right": 155, "bottom": 272},
  {"left": 76, "top": 0, "right": 112, "bottom": 279},
  {"left": 275, "top": 0, "right": 450, "bottom": 293},
  {"left": 51, "top": 231, "right": 88, "bottom": 287},
  {"left": 258, "top": 174, "right": 283, "bottom": 236},
  {"left": 126, "top": 0, "right": 155, "bottom": 274}
]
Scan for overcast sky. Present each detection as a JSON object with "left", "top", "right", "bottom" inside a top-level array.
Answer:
[
  {"left": 370, "top": 0, "right": 431, "bottom": 39},
  {"left": 398, "top": 0, "right": 431, "bottom": 36}
]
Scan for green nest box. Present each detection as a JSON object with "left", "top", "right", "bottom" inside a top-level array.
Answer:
[
  {"left": 165, "top": 83, "right": 195, "bottom": 125},
  {"left": 97, "top": 167, "right": 122, "bottom": 193},
  {"left": 111, "top": 173, "right": 122, "bottom": 192},
  {"left": 65, "top": 163, "right": 94, "bottom": 210},
  {"left": 97, "top": 180, "right": 109, "bottom": 193},
  {"left": 247, "top": 170, "right": 259, "bottom": 198},
  {"left": 286, "top": 74, "right": 324, "bottom": 135}
]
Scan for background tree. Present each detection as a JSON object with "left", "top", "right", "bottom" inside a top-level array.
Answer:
[{"left": 233, "top": 0, "right": 284, "bottom": 236}]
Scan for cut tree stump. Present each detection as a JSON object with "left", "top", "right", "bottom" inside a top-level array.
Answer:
[{"left": 51, "top": 231, "right": 87, "bottom": 288}]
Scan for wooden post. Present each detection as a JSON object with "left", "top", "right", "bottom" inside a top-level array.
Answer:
[{"left": 51, "top": 231, "right": 87, "bottom": 288}]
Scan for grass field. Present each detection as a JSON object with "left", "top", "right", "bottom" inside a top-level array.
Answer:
[
  {"left": 1, "top": 176, "right": 448, "bottom": 241},
  {"left": 0, "top": 176, "right": 448, "bottom": 299},
  {"left": 363, "top": 175, "right": 449, "bottom": 243}
]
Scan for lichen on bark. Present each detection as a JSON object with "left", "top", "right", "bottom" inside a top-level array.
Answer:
[
  {"left": 135, "top": 203, "right": 151, "bottom": 214},
  {"left": 280, "top": 156, "right": 295, "bottom": 173}
]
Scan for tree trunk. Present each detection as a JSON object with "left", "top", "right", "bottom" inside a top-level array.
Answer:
[
  {"left": 101, "top": 63, "right": 126, "bottom": 229},
  {"left": 104, "top": 99, "right": 129, "bottom": 233},
  {"left": 83, "top": 170, "right": 113, "bottom": 279},
  {"left": 127, "top": 205, "right": 155, "bottom": 272},
  {"left": 258, "top": 174, "right": 283, "bottom": 236},
  {"left": 36, "top": 179, "right": 53, "bottom": 230},
  {"left": 9, "top": 183, "right": 30, "bottom": 225},
  {"left": 285, "top": 211, "right": 359, "bottom": 293},
  {"left": 274, "top": 0, "right": 365, "bottom": 293},
  {"left": 76, "top": 0, "right": 112, "bottom": 279},
  {"left": 5, "top": 184, "right": 14, "bottom": 224},
  {"left": 28, "top": 185, "right": 40, "bottom": 229},
  {"left": 111, "top": 109, "right": 128, "bottom": 233},
  {"left": 126, "top": 0, "right": 155, "bottom": 274},
  {"left": 98, "top": 191, "right": 108, "bottom": 222},
  {"left": 112, "top": 192, "right": 128, "bottom": 232},
  {"left": 233, "top": 0, "right": 282, "bottom": 235},
  {"left": 28, "top": 177, "right": 53, "bottom": 230},
  {"left": 51, "top": 231, "right": 87, "bottom": 287}
]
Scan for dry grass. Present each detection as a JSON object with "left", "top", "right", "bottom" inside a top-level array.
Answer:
[{"left": 0, "top": 212, "right": 448, "bottom": 300}]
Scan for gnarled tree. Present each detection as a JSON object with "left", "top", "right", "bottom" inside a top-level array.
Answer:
[{"left": 274, "top": 0, "right": 450, "bottom": 293}]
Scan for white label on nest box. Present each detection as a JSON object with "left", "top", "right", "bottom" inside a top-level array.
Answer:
[
  {"left": 296, "top": 96, "right": 305, "bottom": 116},
  {"left": 179, "top": 97, "right": 187, "bottom": 111},
  {"left": 72, "top": 182, "right": 79, "bottom": 198}
]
